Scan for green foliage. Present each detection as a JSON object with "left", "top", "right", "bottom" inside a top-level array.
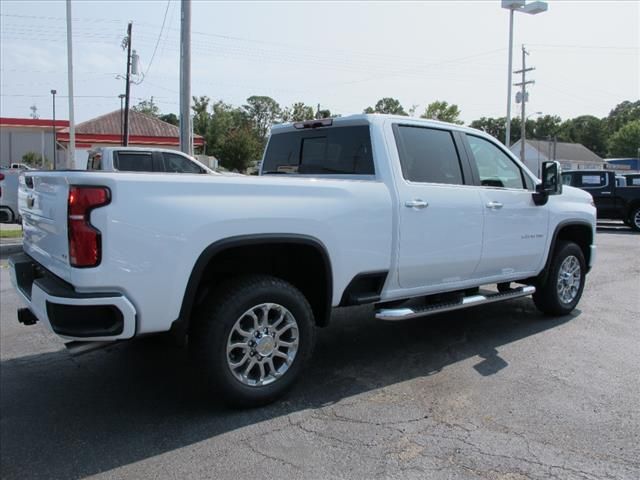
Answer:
[
  {"left": 281, "top": 102, "right": 315, "bottom": 123},
  {"left": 132, "top": 97, "right": 160, "bottom": 117},
  {"left": 421, "top": 101, "right": 463, "bottom": 125},
  {"left": 364, "top": 97, "right": 407, "bottom": 115},
  {"left": 606, "top": 100, "right": 640, "bottom": 134},
  {"left": 531, "top": 115, "right": 562, "bottom": 139},
  {"left": 217, "top": 127, "right": 262, "bottom": 172},
  {"left": 159, "top": 113, "right": 179, "bottom": 126},
  {"left": 21, "top": 151, "right": 51, "bottom": 169},
  {"left": 558, "top": 115, "right": 607, "bottom": 157},
  {"left": 607, "top": 120, "right": 640, "bottom": 157},
  {"left": 243, "top": 96, "right": 281, "bottom": 139},
  {"left": 316, "top": 109, "right": 332, "bottom": 119}
]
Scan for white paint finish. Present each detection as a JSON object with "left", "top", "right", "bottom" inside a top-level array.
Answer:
[
  {"left": 11, "top": 115, "right": 597, "bottom": 341},
  {"left": 474, "top": 187, "right": 549, "bottom": 278},
  {"left": 396, "top": 182, "right": 483, "bottom": 288}
]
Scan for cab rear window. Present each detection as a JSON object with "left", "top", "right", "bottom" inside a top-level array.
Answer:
[{"left": 262, "top": 126, "right": 374, "bottom": 175}]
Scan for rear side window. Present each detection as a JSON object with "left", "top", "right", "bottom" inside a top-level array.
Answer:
[
  {"left": 114, "top": 152, "right": 154, "bottom": 172},
  {"left": 162, "top": 153, "right": 204, "bottom": 173},
  {"left": 262, "top": 126, "right": 374, "bottom": 175},
  {"left": 394, "top": 125, "right": 464, "bottom": 185},
  {"left": 578, "top": 173, "right": 607, "bottom": 188}
]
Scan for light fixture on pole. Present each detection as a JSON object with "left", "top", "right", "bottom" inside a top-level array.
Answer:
[
  {"left": 501, "top": 0, "right": 548, "bottom": 147},
  {"left": 50, "top": 89, "right": 57, "bottom": 170}
]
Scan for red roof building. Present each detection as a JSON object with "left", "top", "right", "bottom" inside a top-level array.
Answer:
[{"left": 1, "top": 111, "right": 204, "bottom": 169}]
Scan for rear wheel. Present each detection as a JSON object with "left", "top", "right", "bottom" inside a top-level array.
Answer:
[
  {"left": 190, "top": 275, "right": 315, "bottom": 407},
  {"left": 629, "top": 207, "right": 640, "bottom": 232},
  {"left": 533, "top": 241, "right": 586, "bottom": 316}
]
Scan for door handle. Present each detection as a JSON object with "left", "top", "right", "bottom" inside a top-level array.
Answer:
[
  {"left": 486, "top": 201, "right": 503, "bottom": 210},
  {"left": 405, "top": 199, "right": 429, "bottom": 209}
]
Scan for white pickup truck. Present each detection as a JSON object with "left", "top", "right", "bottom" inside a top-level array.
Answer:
[{"left": 10, "top": 115, "right": 596, "bottom": 406}]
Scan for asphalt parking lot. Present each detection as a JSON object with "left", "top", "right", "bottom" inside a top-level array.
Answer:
[{"left": 1, "top": 227, "right": 639, "bottom": 480}]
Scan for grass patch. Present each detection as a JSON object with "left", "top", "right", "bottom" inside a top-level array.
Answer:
[{"left": 0, "top": 229, "right": 23, "bottom": 239}]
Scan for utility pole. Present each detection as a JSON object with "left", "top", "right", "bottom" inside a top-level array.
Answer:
[
  {"left": 514, "top": 44, "right": 535, "bottom": 163},
  {"left": 123, "top": 22, "right": 133, "bottom": 146},
  {"left": 505, "top": 7, "right": 515, "bottom": 147},
  {"left": 51, "top": 89, "right": 57, "bottom": 169},
  {"left": 179, "top": 0, "right": 192, "bottom": 155},
  {"left": 118, "top": 93, "right": 125, "bottom": 145},
  {"left": 66, "top": 0, "right": 76, "bottom": 168}
]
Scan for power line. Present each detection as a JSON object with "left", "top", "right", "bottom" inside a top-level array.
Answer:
[{"left": 142, "top": 0, "right": 171, "bottom": 79}]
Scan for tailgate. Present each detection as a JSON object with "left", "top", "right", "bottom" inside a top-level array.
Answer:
[{"left": 19, "top": 173, "right": 71, "bottom": 282}]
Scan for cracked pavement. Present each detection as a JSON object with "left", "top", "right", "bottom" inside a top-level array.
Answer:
[{"left": 1, "top": 227, "right": 639, "bottom": 479}]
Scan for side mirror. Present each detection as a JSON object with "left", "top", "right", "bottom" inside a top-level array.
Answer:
[{"left": 533, "top": 161, "right": 562, "bottom": 206}]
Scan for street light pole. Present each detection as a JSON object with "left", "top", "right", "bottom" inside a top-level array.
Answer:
[
  {"left": 51, "top": 89, "right": 57, "bottom": 170},
  {"left": 505, "top": 8, "right": 515, "bottom": 146},
  {"left": 501, "top": 0, "right": 548, "bottom": 147}
]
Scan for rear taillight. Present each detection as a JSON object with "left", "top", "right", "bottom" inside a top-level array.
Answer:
[
  {"left": 68, "top": 186, "right": 110, "bottom": 268},
  {"left": 0, "top": 173, "right": 5, "bottom": 181}
]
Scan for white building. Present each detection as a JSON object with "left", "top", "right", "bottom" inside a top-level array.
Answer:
[{"left": 510, "top": 139, "right": 605, "bottom": 177}]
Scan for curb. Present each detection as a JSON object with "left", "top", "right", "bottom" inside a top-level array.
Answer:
[{"left": 0, "top": 243, "right": 23, "bottom": 256}]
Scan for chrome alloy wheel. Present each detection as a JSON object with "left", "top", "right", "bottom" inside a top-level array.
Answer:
[
  {"left": 557, "top": 255, "right": 581, "bottom": 304},
  {"left": 634, "top": 210, "right": 640, "bottom": 230},
  {"left": 226, "top": 303, "right": 299, "bottom": 387}
]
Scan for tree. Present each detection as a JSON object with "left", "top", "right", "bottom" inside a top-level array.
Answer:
[
  {"left": 469, "top": 117, "right": 506, "bottom": 141},
  {"left": 281, "top": 102, "right": 315, "bottom": 123},
  {"left": 364, "top": 97, "right": 407, "bottom": 115},
  {"left": 217, "top": 126, "right": 262, "bottom": 172},
  {"left": 132, "top": 97, "right": 160, "bottom": 117},
  {"left": 243, "top": 96, "right": 281, "bottom": 139},
  {"left": 159, "top": 113, "right": 179, "bottom": 126},
  {"left": 421, "top": 101, "right": 463, "bottom": 124},
  {"left": 532, "top": 115, "right": 563, "bottom": 139},
  {"left": 608, "top": 120, "right": 640, "bottom": 157},
  {"left": 606, "top": 100, "right": 640, "bottom": 134},
  {"left": 316, "top": 109, "right": 332, "bottom": 119},
  {"left": 191, "top": 95, "right": 211, "bottom": 136},
  {"left": 21, "top": 151, "right": 51, "bottom": 169},
  {"left": 559, "top": 115, "right": 607, "bottom": 157}
]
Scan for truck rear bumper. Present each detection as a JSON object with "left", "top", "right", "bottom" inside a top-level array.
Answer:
[{"left": 9, "top": 253, "right": 136, "bottom": 341}]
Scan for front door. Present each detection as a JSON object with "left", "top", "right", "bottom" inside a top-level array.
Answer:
[
  {"left": 464, "top": 134, "right": 549, "bottom": 279},
  {"left": 394, "top": 125, "right": 484, "bottom": 289}
]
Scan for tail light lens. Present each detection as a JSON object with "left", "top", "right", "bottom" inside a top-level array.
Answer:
[
  {"left": 0, "top": 173, "right": 5, "bottom": 180},
  {"left": 68, "top": 186, "right": 110, "bottom": 268}
]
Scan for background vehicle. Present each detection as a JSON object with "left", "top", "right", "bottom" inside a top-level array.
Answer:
[
  {"left": 10, "top": 115, "right": 596, "bottom": 407},
  {"left": 623, "top": 173, "right": 640, "bottom": 187},
  {"left": 0, "top": 168, "right": 22, "bottom": 223},
  {"left": 9, "top": 163, "right": 33, "bottom": 170},
  {"left": 87, "top": 147, "right": 214, "bottom": 174},
  {"left": 562, "top": 169, "right": 640, "bottom": 231}
]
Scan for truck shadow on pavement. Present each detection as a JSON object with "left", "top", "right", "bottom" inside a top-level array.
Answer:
[{"left": 0, "top": 298, "right": 577, "bottom": 479}]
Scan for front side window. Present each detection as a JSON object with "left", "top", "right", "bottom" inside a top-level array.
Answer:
[
  {"left": 114, "top": 152, "right": 154, "bottom": 172},
  {"left": 262, "top": 126, "right": 374, "bottom": 175},
  {"left": 466, "top": 135, "right": 525, "bottom": 189},
  {"left": 163, "top": 153, "right": 205, "bottom": 173},
  {"left": 394, "top": 125, "right": 464, "bottom": 185}
]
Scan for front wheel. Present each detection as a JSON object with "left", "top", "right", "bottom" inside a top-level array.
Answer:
[
  {"left": 190, "top": 275, "right": 316, "bottom": 407},
  {"left": 533, "top": 241, "right": 586, "bottom": 316}
]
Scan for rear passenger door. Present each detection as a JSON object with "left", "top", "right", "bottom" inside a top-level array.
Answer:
[
  {"left": 393, "top": 125, "right": 484, "bottom": 290},
  {"left": 462, "top": 134, "right": 548, "bottom": 279}
]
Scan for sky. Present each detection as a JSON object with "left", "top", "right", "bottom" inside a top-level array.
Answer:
[{"left": 1, "top": 0, "right": 638, "bottom": 125}]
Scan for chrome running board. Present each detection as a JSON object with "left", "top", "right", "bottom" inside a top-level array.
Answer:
[{"left": 375, "top": 286, "right": 536, "bottom": 321}]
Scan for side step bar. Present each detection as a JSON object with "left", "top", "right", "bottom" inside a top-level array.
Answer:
[{"left": 375, "top": 286, "right": 536, "bottom": 321}]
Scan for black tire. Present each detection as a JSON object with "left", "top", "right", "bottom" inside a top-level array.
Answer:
[
  {"left": 629, "top": 207, "right": 640, "bottom": 232},
  {"left": 190, "top": 274, "right": 316, "bottom": 408},
  {"left": 533, "top": 241, "right": 586, "bottom": 316}
]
